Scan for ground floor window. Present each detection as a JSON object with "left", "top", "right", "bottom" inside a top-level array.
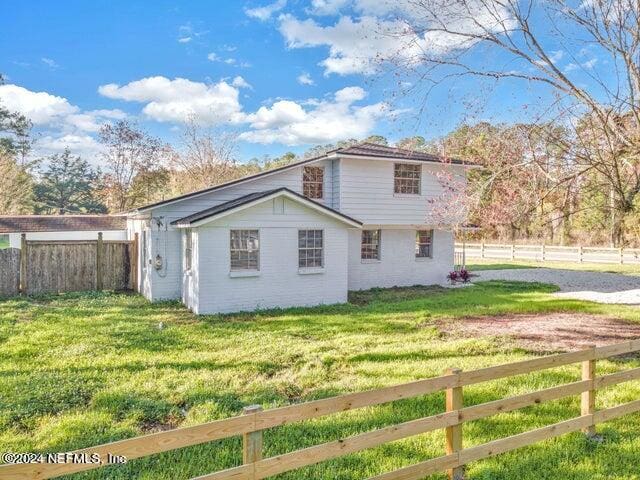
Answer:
[
  {"left": 416, "top": 230, "right": 433, "bottom": 258},
  {"left": 361, "top": 229, "right": 381, "bottom": 260},
  {"left": 299, "top": 230, "right": 323, "bottom": 268},
  {"left": 230, "top": 229, "right": 260, "bottom": 270}
]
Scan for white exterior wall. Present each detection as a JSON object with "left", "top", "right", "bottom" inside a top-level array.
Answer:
[
  {"left": 338, "top": 157, "right": 466, "bottom": 225},
  {"left": 347, "top": 228, "right": 454, "bottom": 290},
  {"left": 8, "top": 230, "right": 126, "bottom": 248},
  {"left": 191, "top": 198, "right": 351, "bottom": 314},
  {"left": 140, "top": 160, "right": 336, "bottom": 302},
  {"left": 182, "top": 229, "right": 199, "bottom": 312}
]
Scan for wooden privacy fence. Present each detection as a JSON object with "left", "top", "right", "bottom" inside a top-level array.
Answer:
[
  {"left": 0, "top": 248, "right": 20, "bottom": 297},
  {"left": 2, "top": 340, "right": 640, "bottom": 480},
  {"left": 456, "top": 242, "right": 640, "bottom": 265},
  {"left": 0, "top": 233, "right": 138, "bottom": 297}
]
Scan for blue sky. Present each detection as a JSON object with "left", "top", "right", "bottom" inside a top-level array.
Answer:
[{"left": 0, "top": 0, "right": 606, "bottom": 164}]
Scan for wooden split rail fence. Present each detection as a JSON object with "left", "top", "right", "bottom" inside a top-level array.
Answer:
[
  {"left": 456, "top": 242, "right": 640, "bottom": 265},
  {"left": 2, "top": 340, "right": 640, "bottom": 480}
]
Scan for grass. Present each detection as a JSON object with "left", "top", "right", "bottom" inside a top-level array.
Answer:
[
  {"left": 1, "top": 283, "right": 640, "bottom": 479},
  {"left": 0, "top": 236, "right": 8, "bottom": 249},
  {"left": 467, "top": 258, "right": 640, "bottom": 275}
]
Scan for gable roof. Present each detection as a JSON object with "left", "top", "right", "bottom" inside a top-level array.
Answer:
[
  {"left": 0, "top": 215, "right": 126, "bottom": 234},
  {"left": 136, "top": 142, "right": 475, "bottom": 213},
  {"left": 171, "top": 187, "right": 362, "bottom": 228}
]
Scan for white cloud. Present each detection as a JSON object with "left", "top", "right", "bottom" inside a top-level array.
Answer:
[
  {"left": 178, "top": 36, "right": 192, "bottom": 43},
  {"left": 37, "top": 133, "right": 105, "bottom": 160},
  {"left": 41, "top": 57, "right": 59, "bottom": 69},
  {"left": 308, "top": 0, "right": 350, "bottom": 15},
  {"left": 0, "top": 84, "right": 127, "bottom": 161},
  {"left": 564, "top": 58, "right": 598, "bottom": 73},
  {"left": 98, "top": 76, "right": 245, "bottom": 124},
  {"left": 245, "top": 0, "right": 287, "bottom": 21},
  {"left": 279, "top": 2, "right": 515, "bottom": 76},
  {"left": 240, "top": 86, "right": 389, "bottom": 145},
  {"left": 208, "top": 52, "right": 249, "bottom": 67},
  {"left": 207, "top": 52, "right": 220, "bottom": 62},
  {"left": 232, "top": 76, "right": 252, "bottom": 89},
  {"left": 0, "top": 84, "right": 77, "bottom": 124},
  {"left": 297, "top": 72, "right": 315, "bottom": 85}
]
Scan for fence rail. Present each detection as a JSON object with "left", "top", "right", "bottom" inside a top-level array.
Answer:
[
  {"left": 455, "top": 242, "right": 640, "bottom": 265},
  {"left": 2, "top": 340, "right": 640, "bottom": 480}
]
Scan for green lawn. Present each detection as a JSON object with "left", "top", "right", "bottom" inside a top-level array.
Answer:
[
  {"left": 1, "top": 283, "right": 640, "bottom": 479},
  {"left": 467, "top": 258, "right": 640, "bottom": 275},
  {"left": 0, "top": 236, "right": 8, "bottom": 249}
]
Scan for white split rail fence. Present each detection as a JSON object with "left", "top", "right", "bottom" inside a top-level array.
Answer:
[{"left": 455, "top": 242, "right": 640, "bottom": 265}]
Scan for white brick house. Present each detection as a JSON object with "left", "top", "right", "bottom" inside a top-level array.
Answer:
[{"left": 127, "top": 143, "right": 475, "bottom": 314}]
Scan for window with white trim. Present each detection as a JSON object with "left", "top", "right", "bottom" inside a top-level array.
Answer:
[
  {"left": 361, "top": 229, "right": 381, "bottom": 260},
  {"left": 184, "top": 229, "right": 193, "bottom": 271},
  {"left": 394, "top": 163, "right": 421, "bottom": 194},
  {"left": 298, "top": 230, "right": 323, "bottom": 268},
  {"left": 303, "top": 166, "right": 324, "bottom": 199},
  {"left": 230, "top": 230, "right": 260, "bottom": 270},
  {"left": 415, "top": 230, "right": 433, "bottom": 258}
]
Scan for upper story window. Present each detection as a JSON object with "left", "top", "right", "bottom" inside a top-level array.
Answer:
[
  {"left": 416, "top": 230, "right": 433, "bottom": 258},
  {"left": 303, "top": 166, "right": 324, "bottom": 199},
  {"left": 184, "top": 229, "right": 193, "bottom": 271},
  {"left": 230, "top": 229, "right": 260, "bottom": 271},
  {"left": 299, "top": 230, "right": 324, "bottom": 268},
  {"left": 361, "top": 229, "right": 381, "bottom": 260},
  {"left": 394, "top": 163, "right": 421, "bottom": 195}
]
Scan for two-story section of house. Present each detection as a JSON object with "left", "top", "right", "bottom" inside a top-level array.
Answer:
[{"left": 127, "top": 143, "right": 475, "bottom": 314}]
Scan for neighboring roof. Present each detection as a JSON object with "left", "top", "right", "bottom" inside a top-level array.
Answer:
[
  {"left": 0, "top": 215, "right": 126, "bottom": 234},
  {"left": 336, "top": 143, "right": 470, "bottom": 165},
  {"left": 171, "top": 187, "right": 362, "bottom": 228},
  {"left": 136, "top": 142, "right": 475, "bottom": 213}
]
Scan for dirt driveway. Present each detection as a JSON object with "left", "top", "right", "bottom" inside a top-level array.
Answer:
[
  {"left": 476, "top": 268, "right": 640, "bottom": 305},
  {"left": 438, "top": 313, "right": 640, "bottom": 352}
]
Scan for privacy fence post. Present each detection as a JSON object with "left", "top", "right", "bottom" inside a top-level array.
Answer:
[
  {"left": 541, "top": 243, "right": 546, "bottom": 262},
  {"left": 619, "top": 247, "right": 624, "bottom": 265},
  {"left": 243, "top": 404, "right": 263, "bottom": 478},
  {"left": 96, "top": 232, "right": 104, "bottom": 291},
  {"left": 480, "top": 242, "right": 485, "bottom": 259},
  {"left": 445, "top": 368, "right": 464, "bottom": 480},
  {"left": 19, "top": 233, "right": 27, "bottom": 294},
  {"left": 581, "top": 345, "right": 597, "bottom": 438},
  {"left": 578, "top": 245, "right": 583, "bottom": 263},
  {"left": 510, "top": 244, "right": 515, "bottom": 261}
]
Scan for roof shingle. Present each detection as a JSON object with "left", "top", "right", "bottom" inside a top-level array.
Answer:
[{"left": 0, "top": 215, "right": 126, "bottom": 233}]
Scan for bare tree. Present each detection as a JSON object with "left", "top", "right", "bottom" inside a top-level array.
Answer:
[
  {"left": 168, "top": 120, "right": 244, "bottom": 194},
  {"left": 99, "top": 120, "right": 169, "bottom": 211},
  {"left": 383, "top": 0, "right": 640, "bottom": 245}
]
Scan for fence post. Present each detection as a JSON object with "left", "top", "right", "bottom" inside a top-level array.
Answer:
[
  {"left": 243, "top": 404, "right": 263, "bottom": 478},
  {"left": 19, "top": 233, "right": 27, "bottom": 294},
  {"left": 581, "top": 345, "right": 597, "bottom": 438},
  {"left": 541, "top": 243, "right": 546, "bottom": 262},
  {"left": 510, "top": 244, "right": 515, "bottom": 261},
  {"left": 619, "top": 247, "right": 624, "bottom": 265},
  {"left": 578, "top": 245, "right": 583, "bottom": 263},
  {"left": 445, "top": 368, "right": 464, "bottom": 480},
  {"left": 480, "top": 242, "right": 485, "bottom": 259},
  {"left": 96, "top": 232, "right": 104, "bottom": 291}
]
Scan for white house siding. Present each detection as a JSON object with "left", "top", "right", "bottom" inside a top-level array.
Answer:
[
  {"left": 8, "top": 230, "right": 126, "bottom": 248},
  {"left": 338, "top": 157, "right": 466, "bottom": 225},
  {"left": 150, "top": 159, "right": 335, "bottom": 222},
  {"left": 192, "top": 197, "right": 352, "bottom": 314},
  {"left": 347, "top": 228, "right": 454, "bottom": 291}
]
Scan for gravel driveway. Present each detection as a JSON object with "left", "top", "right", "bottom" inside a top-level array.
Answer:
[{"left": 476, "top": 268, "right": 640, "bottom": 305}]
